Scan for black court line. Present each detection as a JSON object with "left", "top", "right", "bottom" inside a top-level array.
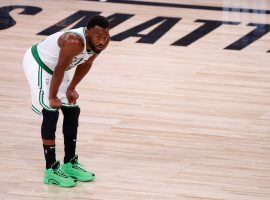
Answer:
[{"left": 81, "top": 0, "right": 270, "bottom": 15}]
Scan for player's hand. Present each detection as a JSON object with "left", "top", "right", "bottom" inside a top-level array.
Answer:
[
  {"left": 66, "top": 88, "right": 79, "bottom": 105},
  {"left": 49, "top": 96, "right": 62, "bottom": 109}
]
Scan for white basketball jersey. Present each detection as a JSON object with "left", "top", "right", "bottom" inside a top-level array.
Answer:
[{"left": 37, "top": 27, "right": 95, "bottom": 71}]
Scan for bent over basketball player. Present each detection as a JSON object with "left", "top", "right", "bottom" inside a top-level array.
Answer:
[{"left": 23, "top": 16, "right": 110, "bottom": 187}]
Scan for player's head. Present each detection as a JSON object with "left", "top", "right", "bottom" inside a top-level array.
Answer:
[{"left": 86, "top": 15, "right": 110, "bottom": 53}]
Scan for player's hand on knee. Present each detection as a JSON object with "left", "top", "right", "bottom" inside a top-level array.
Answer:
[
  {"left": 49, "top": 97, "right": 62, "bottom": 109},
  {"left": 66, "top": 88, "right": 79, "bottom": 105}
]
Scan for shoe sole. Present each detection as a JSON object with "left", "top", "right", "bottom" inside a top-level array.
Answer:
[
  {"left": 44, "top": 178, "right": 77, "bottom": 188},
  {"left": 69, "top": 175, "right": 95, "bottom": 182}
]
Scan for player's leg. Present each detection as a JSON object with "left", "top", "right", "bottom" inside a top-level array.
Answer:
[{"left": 60, "top": 106, "right": 95, "bottom": 182}]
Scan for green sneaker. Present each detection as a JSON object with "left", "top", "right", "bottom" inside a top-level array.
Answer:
[
  {"left": 44, "top": 161, "right": 77, "bottom": 187},
  {"left": 61, "top": 155, "right": 95, "bottom": 182}
]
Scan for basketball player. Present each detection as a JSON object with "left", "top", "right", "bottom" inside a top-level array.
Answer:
[{"left": 23, "top": 16, "right": 110, "bottom": 187}]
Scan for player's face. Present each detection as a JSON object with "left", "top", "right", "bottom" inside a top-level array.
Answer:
[{"left": 88, "top": 26, "right": 110, "bottom": 53}]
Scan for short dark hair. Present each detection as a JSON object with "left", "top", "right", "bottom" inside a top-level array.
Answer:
[{"left": 87, "top": 15, "right": 109, "bottom": 29}]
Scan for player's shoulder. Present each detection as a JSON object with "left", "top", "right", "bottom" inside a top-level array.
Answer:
[{"left": 59, "top": 31, "right": 84, "bottom": 50}]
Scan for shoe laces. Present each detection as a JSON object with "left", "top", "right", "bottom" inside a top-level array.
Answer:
[
  {"left": 72, "top": 162, "right": 87, "bottom": 172},
  {"left": 54, "top": 168, "right": 69, "bottom": 178}
]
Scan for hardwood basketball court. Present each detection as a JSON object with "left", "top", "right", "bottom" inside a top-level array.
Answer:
[{"left": 0, "top": 0, "right": 270, "bottom": 199}]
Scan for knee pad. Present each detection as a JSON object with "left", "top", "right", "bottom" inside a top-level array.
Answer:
[
  {"left": 41, "top": 109, "right": 59, "bottom": 140},
  {"left": 61, "top": 106, "right": 80, "bottom": 138}
]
